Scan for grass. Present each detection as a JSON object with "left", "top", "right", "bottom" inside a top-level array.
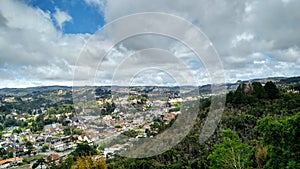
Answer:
[{"left": 22, "top": 154, "right": 45, "bottom": 165}]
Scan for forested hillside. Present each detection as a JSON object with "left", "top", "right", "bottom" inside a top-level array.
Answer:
[{"left": 105, "top": 81, "right": 300, "bottom": 169}]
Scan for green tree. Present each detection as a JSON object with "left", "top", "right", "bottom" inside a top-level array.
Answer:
[
  {"left": 5, "top": 151, "right": 13, "bottom": 159},
  {"left": 257, "top": 112, "right": 300, "bottom": 169},
  {"left": 233, "top": 84, "right": 249, "bottom": 104},
  {"left": 71, "top": 143, "right": 97, "bottom": 159},
  {"left": 264, "top": 81, "right": 279, "bottom": 99},
  {"left": 41, "top": 145, "right": 49, "bottom": 152},
  {"left": 294, "top": 83, "right": 300, "bottom": 91},
  {"left": 208, "top": 129, "right": 253, "bottom": 169},
  {"left": 123, "top": 130, "right": 139, "bottom": 138},
  {"left": 13, "top": 127, "right": 22, "bottom": 134},
  {"left": 226, "top": 91, "right": 235, "bottom": 103},
  {"left": 26, "top": 141, "right": 34, "bottom": 156},
  {"left": 252, "top": 82, "right": 267, "bottom": 99},
  {"left": 32, "top": 157, "right": 46, "bottom": 169}
]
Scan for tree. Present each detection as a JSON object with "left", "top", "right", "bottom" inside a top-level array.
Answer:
[
  {"left": 208, "top": 129, "right": 253, "bottom": 169},
  {"left": 123, "top": 130, "right": 139, "bottom": 138},
  {"left": 41, "top": 145, "right": 49, "bottom": 152},
  {"left": 294, "top": 83, "right": 300, "bottom": 91},
  {"left": 13, "top": 127, "right": 22, "bottom": 134},
  {"left": 5, "top": 151, "right": 13, "bottom": 159},
  {"left": 233, "top": 84, "right": 247, "bottom": 104},
  {"left": 257, "top": 112, "right": 300, "bottom": 169},
  {"left": 72, "top": 156, "right": 107, "bottom": 169},
  {"left": 32, "top": 157, "right": 46, "bottom": 169},
  {"left": 226, "top": 91, "right": 235, "bottom": 103},
  {"left": 71, "top": 143, "right": 97, "bottom": 159},
  {"left": 252, "top": 82, "right": 267, "bottom": 99},
  {"left": 26, "top": 141, "right": 34, "bottom": 156},
  {"left": 264, "top": 81, "right": 279, "bottom": 99}
]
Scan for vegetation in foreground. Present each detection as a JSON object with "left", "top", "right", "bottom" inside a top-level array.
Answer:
[{"left": 104, "top": 81, "right": 300, "bottom": 169}]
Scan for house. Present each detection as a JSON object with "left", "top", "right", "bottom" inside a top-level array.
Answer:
[
  {"left": 103, "top": 115, "right": 113, "bottom": 124},
  {"left": 2, "top": 133, "right": 11, "bottom": 139},
  {"left": 77, "top": 135, "right": 92, "bottom": 143},
  {"left": 143, "top": 123, "right": 151, "bottom": 130},
  {"left": 0, "top": 141, "right": 6, "bottom": 147},
  {"left": 53, "top": 142, "right": 67, "bottom": 152},
  {"left": 45, "top": 154, "right": 59, "bottom": 163},
  {"left": 103, "top": 144, "right": 123, "bottom": 158},
  {"left": 4, "top": 97, "right": 15, "bottom": 102},
  {"left": 67, "top": 142, "right": 77, "bottom": 149},
  {"left": 43, "top": 123, "right": 63, "bottom": 133}
]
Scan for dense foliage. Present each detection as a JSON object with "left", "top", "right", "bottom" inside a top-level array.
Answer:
[
  {"left": 208, "top": 129, "right": 253, "bottom": 169},
  {"left": 257, "top": 112, "right": 300, "bottom": 169},
  {"left": 105, "top": 82, "right": 300, "bottom": 168}
]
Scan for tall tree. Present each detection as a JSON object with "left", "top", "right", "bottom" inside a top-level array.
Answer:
[
  {"left": 257, "top": 112, "right": 300, "bottom": 169},
  {"left": 264, "top": 81, "right": 279, "bottom": 99},
  {"left": 252, "top": 82, "right": 267, "bottom": 99},
  {"left": 208, "top": 129, "right": 253, "bottom": 169}
]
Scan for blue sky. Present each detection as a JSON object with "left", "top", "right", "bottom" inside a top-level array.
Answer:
[{"left": 28, "top": 0, "right": 105, "bottom": 34}]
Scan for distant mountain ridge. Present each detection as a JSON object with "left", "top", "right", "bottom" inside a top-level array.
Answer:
[
  {"left": 0, "top": 76, "right": 299, "bottom": 96},
  {"left": 0, "top": 86, "right": 72, "bottom": 95}
]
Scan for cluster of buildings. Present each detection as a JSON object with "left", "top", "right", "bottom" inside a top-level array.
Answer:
[
  {"left": 0, "top": 123, "right": 76, "bottom": 168},
  {"left": 0, "top": 87, "right": 197, "bottom": 167},
  {"left": 76, "top": 92, "right": 184, "bottom": 157}
]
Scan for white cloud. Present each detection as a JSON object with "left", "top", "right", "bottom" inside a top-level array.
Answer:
[
  {"left": 0, "top": 0, "right": 89, "bottom": 88},
  {"left": 232, "top": 32, "right": 254, "bottom": 48},
  {"left": 53, "top": 7, "right": 72, "bottom": 30},
  {"left": 94, "top": 0, "right": 300, "bottom": 82},
  {"left": 84, "top": 0, "right": 106, "bottom": 12},
  {"left": 269, "top": 47, "right": 300, "bottom": 62},
  {"left": 1, "top": 0, "right": 300, "bottom": 87},
  {"left": 0, "top": 1, "right": 55, "bottom": 34}
]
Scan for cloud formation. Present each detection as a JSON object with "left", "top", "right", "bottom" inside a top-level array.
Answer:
[
  {"left": 0, "top": 0, "right": 299, "bottom": 88},
  {"left": 88, "top": 0, "right": 300, "bottom": 82},
  {"left": 53, "top": 7, "right": 72, "bottom": 30},
  {"left": 0, "top": 0, "right": 89, "bottom": 88}
]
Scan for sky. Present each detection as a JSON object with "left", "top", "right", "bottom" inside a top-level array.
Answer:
[{"left": 0, "top": 0, "right": 299, "bottom": 88}]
